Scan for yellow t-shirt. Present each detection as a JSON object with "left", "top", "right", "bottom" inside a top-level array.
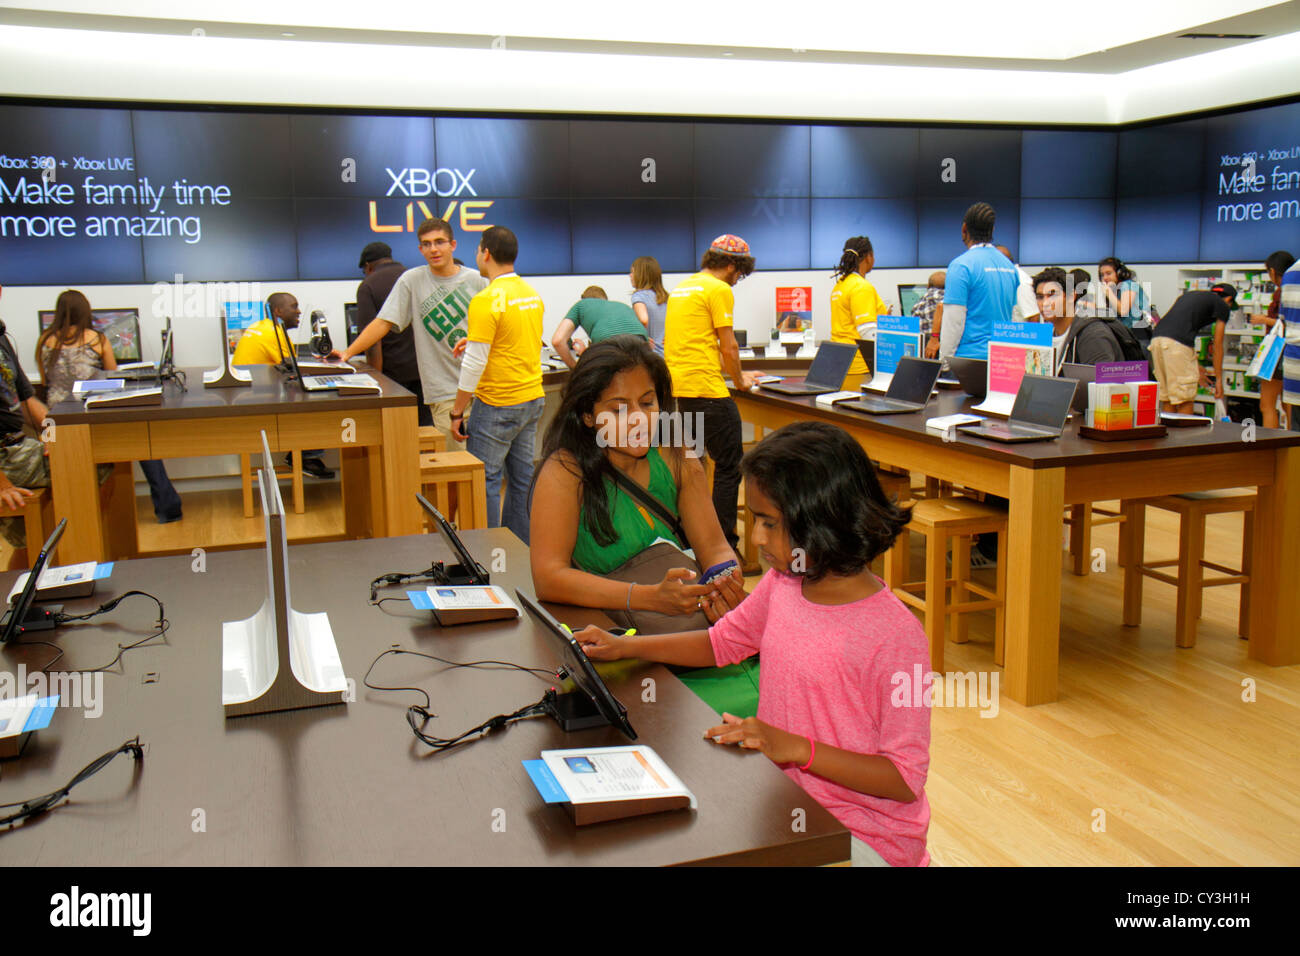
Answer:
[
  {"left": 664, "top": 271, "right": 734, "bottom": 399},
  {"left": 231, "top": 318, "right": 293, "bottom": 366},
  {"left": 830, "top": 273, "right": 887, "bottom": 375},
  {"left": 465, "top": 273, "right": 545, "bottom": 406}
]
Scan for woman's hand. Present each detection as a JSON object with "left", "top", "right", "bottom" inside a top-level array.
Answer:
[
  {"left": 702, "top": 571, "right": 747, "bottom": 623},
  {"left": 652, "top": 567, "right": 711, "bottom": 615},
  {"left": 704, "top": 713, "right": 810, "bottom": 766},
  {"left": 0, "top": 477, "right": 35, "bottom": 512},
  {"left": 575, "top": 625, "right": 629, "bottom": 661}
]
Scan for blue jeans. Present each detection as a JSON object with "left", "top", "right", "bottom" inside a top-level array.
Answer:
[
  {"left": 466, "top": 397, "right": 544, "bottom": 544},
  {"left": 140, "top": 459, "right": 182, "bottom": 522}
]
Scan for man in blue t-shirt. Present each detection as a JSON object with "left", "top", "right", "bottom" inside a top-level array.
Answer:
[{"left": 934, "top": 203, "right": 1020, "bottom": 360}]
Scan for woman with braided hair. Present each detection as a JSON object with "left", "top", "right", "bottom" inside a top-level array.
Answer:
[{"left": 829, "top": 236, "right": 890, "bottom": 383}]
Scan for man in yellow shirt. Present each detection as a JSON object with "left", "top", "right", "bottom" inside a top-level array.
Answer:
[
  {"left": 829, "top": 235, "right": 889, "bottom": 378},
  {"left": 664, "top": 234, "right": 761, "bottom": 552},
  {"left": 232, "top": 293, "right": 296, "bottom": 366},
  {"left": 449, "top": 226, "right": 544, "bottom": 543},
  {"left": 232, "top": 292, "right": 333, "bottom": 479}
]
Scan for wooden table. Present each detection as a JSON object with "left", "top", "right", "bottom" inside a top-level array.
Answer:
[
  {"left": 732, "top": 385, "right": 1300, "bottom": 705},
  {"left": 46, "top": 366, "right": 421, "bottom": 564},
  {"left": 0, "top": 531, "right": 848, "bottom": 866}
]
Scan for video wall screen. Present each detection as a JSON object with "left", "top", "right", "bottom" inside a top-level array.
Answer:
[{"left": 1, "top": 98, "right": 1296, "bottom": 284}]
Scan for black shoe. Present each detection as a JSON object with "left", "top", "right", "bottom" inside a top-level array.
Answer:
[
  {"left": 155, "top": 512, "right": 183, "bottom": 524},
  {"left": 302, "top": 457, "right": 335, "bottom": 480}
]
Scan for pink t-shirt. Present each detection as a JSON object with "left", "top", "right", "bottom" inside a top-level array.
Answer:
[{"left": 709, "top": 568, "right": 931, "bottom": 867}]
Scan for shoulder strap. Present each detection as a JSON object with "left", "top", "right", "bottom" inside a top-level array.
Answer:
[{"left": 608, "top": 464, "right": 687, "bottom": 546}]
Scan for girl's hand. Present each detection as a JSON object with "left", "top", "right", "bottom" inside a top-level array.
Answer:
[
  {"left": 704, "top": 714, "right": 810, "bottom": 766},
  {"left": 574, "top": 625, "right": 629, "bottom": 661},
  {"left": 702, "top": 572, "right": 747, "bottom": 623},
  {"left": 654, "top": 567, "right": 710, "bottom": 615}
]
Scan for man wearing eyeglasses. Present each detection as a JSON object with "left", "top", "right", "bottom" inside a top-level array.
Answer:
[{"left": 333, "top": 218, "right": 487, "bottom": 448}]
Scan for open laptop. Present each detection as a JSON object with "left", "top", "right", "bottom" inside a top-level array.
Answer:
[
  {"left": 834, "top": 357, "right": 942, "bottom": 415},
  {"left": 758, "top": 341, "right": 857, "bottom": 396},
  {"left": 957, "top": 374, "right": 1076, "bottom": 443},
  {"left": 274, "top": 314, "right": 379, "bottom": 394},
  {"left": 854, "top": 338, "right": 874, "bottom": 377},
  {"left": 945, "top": 356, "right": 988, "bottom": 399},
  {"left": 1058, "top": 363, "right": 1095, "bottom": 414}
]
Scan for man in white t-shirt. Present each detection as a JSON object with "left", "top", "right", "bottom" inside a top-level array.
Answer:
[
  {"left": 332, "top": 218, "right": 488, "bottom": 448},
  {"left": 996, "top": 245, "right": 1040, "bottom": 323}
]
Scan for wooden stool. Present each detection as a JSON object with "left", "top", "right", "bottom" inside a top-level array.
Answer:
[
  {"left": 0, "top": 487, "right": 52, "bottom": 555},
  {"left": 883, "top": 497, "right": 1008, "bottom": 671},
  {"left": 418, "top": 426, "right": 447, "bottom": 454},
  {"left": 420, "top": 451, "right": 488, "bottom": 530},
  {"left": 1121, "top": 490, "right": 1255, "bottom": 647},
  {"left": 1063, "top": 503, "right": 1128, "bottom": 576},
  {"left": 240, "top": 451, "right": 304, "bottom": 517}
]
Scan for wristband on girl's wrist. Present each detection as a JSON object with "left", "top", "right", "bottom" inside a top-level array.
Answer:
[{"left": 800, "top": 736, "right": 816, "bottom": 771}]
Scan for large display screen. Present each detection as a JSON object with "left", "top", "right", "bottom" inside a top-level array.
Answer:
[{"left": 1, "top": 99, "right": 1296, "bottom": 284}]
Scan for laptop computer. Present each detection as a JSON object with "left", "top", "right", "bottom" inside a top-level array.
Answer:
[
  {"left": 758, "top": 342, "right": 857, "bottom": 396},
  {"left": 1058, "top": 363, "right": 1095, "bottom": 414},
  {"left": 957, "top": 374, "right": 1076, "bottom": 443},
  {"left": 854, "top": 338, "right": 875, "bottom": 377},
  {"left": 945, "top": 357, "right": 988, "bottom": 399},
  {"left": 275, "top": 314, "right": 379, "bottom": 394},
  {"left": 834, "top": 357, "right": 942, "bottom": 415}
]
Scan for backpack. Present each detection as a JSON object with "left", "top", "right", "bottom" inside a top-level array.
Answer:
[{"left": 1064, "top": 316, "right": 1151, "bottom": 366}]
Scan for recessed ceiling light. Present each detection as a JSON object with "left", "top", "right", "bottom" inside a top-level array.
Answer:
[
  {"left": 722, "top": 51, "right": 733, "bottom": 56},
  {"left": 281, "top": 32, "right": 295, "bottom": 37}
]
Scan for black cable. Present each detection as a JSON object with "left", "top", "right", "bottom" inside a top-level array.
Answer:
[
  {"left": 368, "top": 564, "right": 445, "bottom": 604},
  {"left": 0, "top": 737, "right": 143, "bottom": 828},
  {"left": 44, "top": 590, "right": 170, "bottom": 673},
  {"left": 363, "top": 647, "right": 558, "bottom": 752}
]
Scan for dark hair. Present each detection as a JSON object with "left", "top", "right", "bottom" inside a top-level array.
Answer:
[
  {"left": 267, "top": 291, "right": 294, "bottom": 316},
  {"left": 538, "top": 336, "right": 675, "bottom": 547},
  {"left": 417, "top": 218, "right": 453, "bottom": 241},
  {"left": 742, "top": 421, "right": 911, "bottom": 582},
  {"left": 1069, "top": 268, "right": 1091, "bottom": 302},
  {"left": 963, "top": 202, "right": 996, "bottom": 243},
  {"left": 38, "top": 289, "right": 98, "bottom": 379},
  {"left": 700, "top": 248, "right": 755, "bottom": 278},
  {"left": 833, "top": 236, "right": 872, "bottom": 281},
  {"left": 480, "top": 225, "right": 518, "bottom": 265},
  {"left": 1032, "top": 266, "right": 1069, "bottom": 294},
  {"left": 1098, "top": 257, "right": 1134, "bottom": 283},
  {"left": 1265, "top": 250, "right": 1296, "bottom": 275},
  {"left": 582, "top": 286, "right": 607, "bottom": 300}
]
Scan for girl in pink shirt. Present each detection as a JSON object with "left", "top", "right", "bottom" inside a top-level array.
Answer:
[{"left": 578, "top": 421, "right": 931, "bottom": 866}]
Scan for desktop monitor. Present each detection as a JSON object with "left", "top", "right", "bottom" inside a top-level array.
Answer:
[
  {"left": 897, "top": 285, "right": 927, "bottom": 317},
  {"left": 37, "top": 308, "right": 142, "bottom": 363},
  {"left": 344, "top": 303, "right": 360, "bottom": 345},
  {"left": 1, "top": 518, "right": 67, "bottom": 643}
]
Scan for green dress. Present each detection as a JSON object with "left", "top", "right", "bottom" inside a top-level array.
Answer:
[{"left": 571, "top": 448, "right": 760, "bottom": 717}]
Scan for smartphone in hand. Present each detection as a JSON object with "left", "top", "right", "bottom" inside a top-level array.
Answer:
[{"left": 697, "top": 560, "right": 739, "bottom": 586}]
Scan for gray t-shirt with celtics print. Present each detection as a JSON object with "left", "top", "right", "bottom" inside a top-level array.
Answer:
[{"left": 377, "top": 265, "right": 489, "bottom": 403}]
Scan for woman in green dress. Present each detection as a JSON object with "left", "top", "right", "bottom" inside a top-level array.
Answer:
[{"left": 530, "top": 335, "right": 746, "bottom": 626}]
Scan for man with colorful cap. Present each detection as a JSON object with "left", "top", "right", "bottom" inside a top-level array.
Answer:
[
  {"left": 1149, "top": 282, "right": 1237, "bottom": 414},
  {"left": 664, "top": 234, "right": 761, "bottom": 554}
]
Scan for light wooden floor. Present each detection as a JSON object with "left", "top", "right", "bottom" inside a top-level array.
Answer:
[{"left": 7, "top": 484, "right": 1298, "bottom": 865}]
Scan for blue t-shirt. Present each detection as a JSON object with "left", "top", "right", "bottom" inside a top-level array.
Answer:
[
  {"left": 945, "top": 244, "right": 1020, "bottom": 359},
  {"left": 631, "top": 289, "right": 667, "bottom": 355}
]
